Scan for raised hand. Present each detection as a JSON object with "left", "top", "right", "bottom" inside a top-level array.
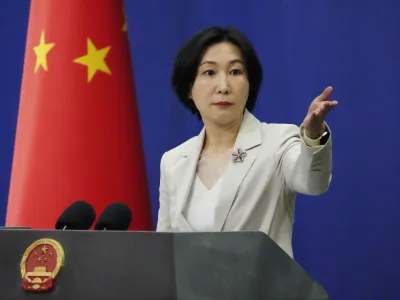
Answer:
[{"left": 303, "top": 86, "right": 338, "bottom": 139}]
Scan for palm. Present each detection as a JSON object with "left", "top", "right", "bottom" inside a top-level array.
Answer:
[{"left": 303, "top": 86, "right": 338, "bottom": 138}]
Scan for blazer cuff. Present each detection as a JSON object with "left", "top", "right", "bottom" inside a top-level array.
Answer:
[{"left": 300, "top": 122, "right": 331, "bottom": 148}]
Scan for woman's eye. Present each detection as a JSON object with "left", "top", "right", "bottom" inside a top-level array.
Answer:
[
  {"left": 230, "top": 69, "right": 242, "bottom": 75},
  {"left": 203, "top": 70, "right": 216, "bottom": 76}
]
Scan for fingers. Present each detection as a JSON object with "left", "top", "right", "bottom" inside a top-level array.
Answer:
[
  {"left": 314, "top": 100, "right": 338, "bottom": 118},
  {"left": 316, "top": 86, "right": 333, "bottom": 102}
]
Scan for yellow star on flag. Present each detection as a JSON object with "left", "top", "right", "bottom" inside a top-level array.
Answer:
[
  {"left": 33, "top": 30, "right": 55, "bottom": 73},
  {"left": 73, "top": 38, "right": 111, "bottom": 82}
]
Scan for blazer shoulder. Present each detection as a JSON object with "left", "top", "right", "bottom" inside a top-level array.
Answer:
[
  {"left": 260, "top": 122, "right": 301, "bottom": 142},
  {"left": 161, "top": 135, "right": 198, "bottom": 168}
]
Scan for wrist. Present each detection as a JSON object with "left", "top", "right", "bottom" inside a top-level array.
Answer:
[
  {"left": 302, "top": 124, "right": 330, "bottom": 147},
  {"left": 304, "top": 125, "right": 326, "bottom": 139}
]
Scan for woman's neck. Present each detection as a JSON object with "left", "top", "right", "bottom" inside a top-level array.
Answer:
[{"left": 201, "top": 116, "right": 242, "bottom": 158}]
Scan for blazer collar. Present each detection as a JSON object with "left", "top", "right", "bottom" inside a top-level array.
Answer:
[
  {"left": 174, "top": 109, "right": 262, "bottom": 231},
  {"left": 180, "top": 109, "right": 262, "bottom": 157}
]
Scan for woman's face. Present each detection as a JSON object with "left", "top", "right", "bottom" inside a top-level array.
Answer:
[{"left": 190, "top": 42, "right": 249, "bottom": 125}]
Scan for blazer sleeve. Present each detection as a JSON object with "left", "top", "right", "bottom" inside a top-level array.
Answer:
[
  {"left": 156, "top": 153, "right": 172, "bottom": 231},
  {"left": 275, "top": 123, "right": 333, "bottom": 195}
]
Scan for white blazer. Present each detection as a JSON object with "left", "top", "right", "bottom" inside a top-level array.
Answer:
[{"left": 156, "top": 110, "right": 332, "bottom": 257}]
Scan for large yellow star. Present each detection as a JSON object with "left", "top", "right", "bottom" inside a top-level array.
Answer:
[
  {"left": 73, "top": 38, "right": 111, "bottom": 82},
  {"left": 33, "top": 31, "right": 55, "bottom": 73}
]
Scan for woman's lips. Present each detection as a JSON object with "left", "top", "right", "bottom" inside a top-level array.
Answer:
[{"left": 213, "top": 101, "right": 232, "bottom": 107}]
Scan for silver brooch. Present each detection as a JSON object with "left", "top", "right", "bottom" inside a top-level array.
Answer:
[{"left": 232, "top": 148, "right": 247, "bottom": 163}]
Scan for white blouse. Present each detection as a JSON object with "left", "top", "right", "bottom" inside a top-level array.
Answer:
[{"left": 184, "top": 149, "right": 232, "bottom": 231}]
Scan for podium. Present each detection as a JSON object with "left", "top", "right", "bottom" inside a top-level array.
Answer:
[{"left": 0, "top": 229, "right": 329, "bottom": 300}]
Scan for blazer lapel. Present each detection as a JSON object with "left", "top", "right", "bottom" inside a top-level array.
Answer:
[
  {"left": 172, "top": 110, "right": 262, "bottom": 232},
  {"left": 214, "top": 111, "right": 262, "bottom": 231},
  {"left": 174, "top": 129, "right": 205, "bottom": 231}
]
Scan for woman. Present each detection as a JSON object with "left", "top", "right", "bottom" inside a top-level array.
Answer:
[{"left": 156, "top": 27, "right": 337, "bottom": 258}]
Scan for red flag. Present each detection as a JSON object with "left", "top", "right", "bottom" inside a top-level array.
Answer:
[{"left": 6, "top": 0, "right": 153, "bottom": 230}]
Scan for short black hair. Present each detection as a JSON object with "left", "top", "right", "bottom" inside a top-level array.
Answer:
[{"left": 171, "top": 27, "right": 263, "bottom": 118}]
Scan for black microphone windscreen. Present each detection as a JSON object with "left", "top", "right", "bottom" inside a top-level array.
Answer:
[
  {"left": 55, "top": 200, "right": 96, "bottom": 230},
  {"left": 94, "top": 202, "right": 132, "bottom": 230}
]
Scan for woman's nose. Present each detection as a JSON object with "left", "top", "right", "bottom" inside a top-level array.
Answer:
[{"left": 217, "top": 75, "right": 230, "bottom": 94}]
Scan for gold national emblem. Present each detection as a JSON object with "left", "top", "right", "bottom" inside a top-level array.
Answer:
[{"left": 20, "top": 238, "right": 65, "bottom": 292}]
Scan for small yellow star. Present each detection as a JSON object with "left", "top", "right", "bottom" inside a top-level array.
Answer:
[
  {"left": 122, "top": 9, "right": 128, "bottom": 32},
  {"left": 73, "top": 38, "right": 111, "bottom": 82},
  {"left": 33, "top": 31, "right": 55, "bottom": 73}
]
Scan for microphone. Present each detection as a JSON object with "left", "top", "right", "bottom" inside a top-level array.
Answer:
[
  {"left": 94, "top": 202, "right": 132, "bottom": 231},
  {"left": 55, "top": 200, "right": 96, "bottom": 230}
]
